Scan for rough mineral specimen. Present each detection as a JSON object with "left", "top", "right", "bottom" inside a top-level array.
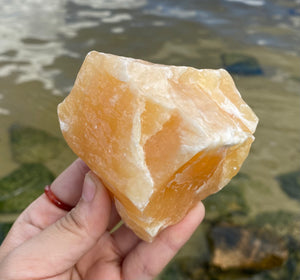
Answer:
[{"left": 57, "top": 51, "right": 258, "bottom": 241}]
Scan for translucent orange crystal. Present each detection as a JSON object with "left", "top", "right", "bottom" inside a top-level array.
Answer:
[{"left": 57, "top": 51, "right": 258, "bottom": 241}]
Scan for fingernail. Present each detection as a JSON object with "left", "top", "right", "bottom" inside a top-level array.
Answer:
[{"left": 82, "top": 172, "right": 96, "bottom": 202}]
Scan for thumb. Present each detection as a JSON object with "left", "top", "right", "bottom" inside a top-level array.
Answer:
[{"left": 0, "top": 172, "right": 111, "bottom": 279}]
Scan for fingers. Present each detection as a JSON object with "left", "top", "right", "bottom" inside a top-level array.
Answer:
[
  {"left": 0, "top": 158, "right": 121, "bottom": 264},
  {"left": 0, "top": 159, "right": 90, "bottom": 260},
  {"left": 122, "top": 202, "right": 205, "bottom": 280},
  {"left": 112, "top": 224, "right": 140, "bottom": 256},
  {"left": 0, "top": 172, "right": 112, "bottom": 279},
  {"left": 27, "top": 158, "right": 90, "bottom": 228},
  {"left": 26, "top": 158, "right": 90, "bottom": 229},
  {"left": 50, "top": 158, "right": 90, "bottom": 207},
  {"left": 44, "top": 158, "right": 120, "bottom": 230}
]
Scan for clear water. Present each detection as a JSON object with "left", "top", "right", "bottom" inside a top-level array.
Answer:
[{"left": 0, "top": 0, "right": 299, "bottom": 277}]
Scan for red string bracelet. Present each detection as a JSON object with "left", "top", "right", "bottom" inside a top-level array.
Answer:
[{"left": 44, "top": 185, "right": 74, "bottom": 211}]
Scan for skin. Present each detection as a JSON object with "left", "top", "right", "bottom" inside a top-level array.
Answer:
[{"left": 0, "top": 159, "right": 205, "bottom": 280}]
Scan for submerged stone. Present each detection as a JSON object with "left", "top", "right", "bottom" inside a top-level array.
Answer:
[
  {"left": 221, "top": 53, "right": 263, "bottom": 75},
  {"left": 204, "top": 174, "right": 249, "bottom": 222},
  {"left": 10, "top": 123, "right": 65, "bottom": 164},
  {"left": 276, "top": 170, "right": 300, "bottom": 201},
  {"left": 210, "top": 224, "right": 288, "bottom": 271},
  {"left": 58, "top": 51, "right": 258, "bottom": 241},
  {"left": 0, "top": 163, "right": 54, "bottom": 213},
  {"left": 288, "top": 8, "right": 300, "bottom": 16},
  {"left": 250, "top": 210, "right": 300, "bottom": 243},
  {"left": 159, "top": 262, "right": 189, "bottom": 280},
  {"left": 176, "top": 225, "right": 211, "bottom": 270},
  {"left": 160, "top": 224, "right": 211, "bottom": 280},
  {"left": 0, "top": 223, "right": 12, "bottom": 245}
]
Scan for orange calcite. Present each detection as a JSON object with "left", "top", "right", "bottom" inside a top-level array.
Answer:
[{"left": 57, "top": 51, "right": 258, "bottom": 241}]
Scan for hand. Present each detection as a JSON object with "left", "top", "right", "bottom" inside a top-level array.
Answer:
[{"left": 0, "top": 159, "right": 205, "bottom": 280}]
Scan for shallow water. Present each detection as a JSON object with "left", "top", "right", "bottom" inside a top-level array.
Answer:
[{"left": 0, "top": 0, "right": 300, "bottom": 278}]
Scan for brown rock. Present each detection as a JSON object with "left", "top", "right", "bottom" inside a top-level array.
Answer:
[{"left": 211, "top": 224, "right": 288, "bottom": 271}]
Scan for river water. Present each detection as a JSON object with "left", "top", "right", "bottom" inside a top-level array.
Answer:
[{"left": 0, "top": 0, "right": 300, "bottom": 278}]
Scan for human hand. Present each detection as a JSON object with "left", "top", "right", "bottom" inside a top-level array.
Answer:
[{"left": 0, "top": 159, "right": 205, "bottom": 280}]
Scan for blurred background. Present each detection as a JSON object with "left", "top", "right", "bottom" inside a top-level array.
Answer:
[{"left": 0, "top": 0, "right": 299, "bottom": 279}]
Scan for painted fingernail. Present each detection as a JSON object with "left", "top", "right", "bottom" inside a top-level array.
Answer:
[{"left": 82, "top": 172, "right": 96, "bottom": 202}]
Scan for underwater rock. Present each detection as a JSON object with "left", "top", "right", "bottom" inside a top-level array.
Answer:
[
  {"left": 9, "top": 123, "right": 65, "bottom": 164},
  {"left": 204, "top": 175, "right": 249, "bottom": 222},
  {"left": 0, "top": 222, "right": 12, "bottom": 245},
  {"left": 159, "top": 262, "right": 190, "bottom": 280},
  {"left": 221, "top": 53, "right": 263, "bottom": 75},
  {"left": 276, "top": 170, "right": 300, "bottom": 201},
  {"left": 288, "top": 8, "right": 300, "bottom": 16},
  {"left": 175, "top": 225, "right": 211, "bottom": 273},
  {"left": 0, "top": 163, "right": 54, "bottom": 213},
  {"left": 250, "top": 210, "right": 300, "bottom": 278},
  {"left": 210, "top": 224, "right": 288, "bottom": 271},
  {"left": 250, "top": 210, "right": 300, "bottom": 243},
  {"left": 159, "top": 225, "right": 211, "bottom": 280},
  {"left": 160, "top": 210, "right": 300, "bottom": 280}
]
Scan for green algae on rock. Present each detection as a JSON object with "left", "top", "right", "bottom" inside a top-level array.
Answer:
[
  {"left": 277, "top": 170, "right": 300, "bottom": 202},
  {"left": 203, "top": 175, "right": 249, "bottom": 222},
  {"left": 9, "top": 124, "right": 66, "bottom": 164},
  {"left": 0, "top": 163, "right": 54, "bottom": 213},
  {"left": 0, "top": 223, "right": 13, "bottom": 245},
  {"left": 249, "top": 210, "right": 300, "bottom": 242},
  {"left": 221, "top": 53, "right": 263, "bottom": 75}
]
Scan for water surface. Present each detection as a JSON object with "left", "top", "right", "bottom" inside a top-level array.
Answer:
[{"left": 0, "top": 0, "right": 299, "bottom": 278}]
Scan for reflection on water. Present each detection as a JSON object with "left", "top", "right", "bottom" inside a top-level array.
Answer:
[
  {"left": 0, "top": 0, "right": 299, "bottom": 97},
  {"left": 0, "top": 0, "right": 299, "bottom": 278}
]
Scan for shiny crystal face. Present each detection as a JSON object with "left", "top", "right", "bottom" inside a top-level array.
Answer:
[{"left": 58, "top": 51, "right": 258, "bottom": 241}]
